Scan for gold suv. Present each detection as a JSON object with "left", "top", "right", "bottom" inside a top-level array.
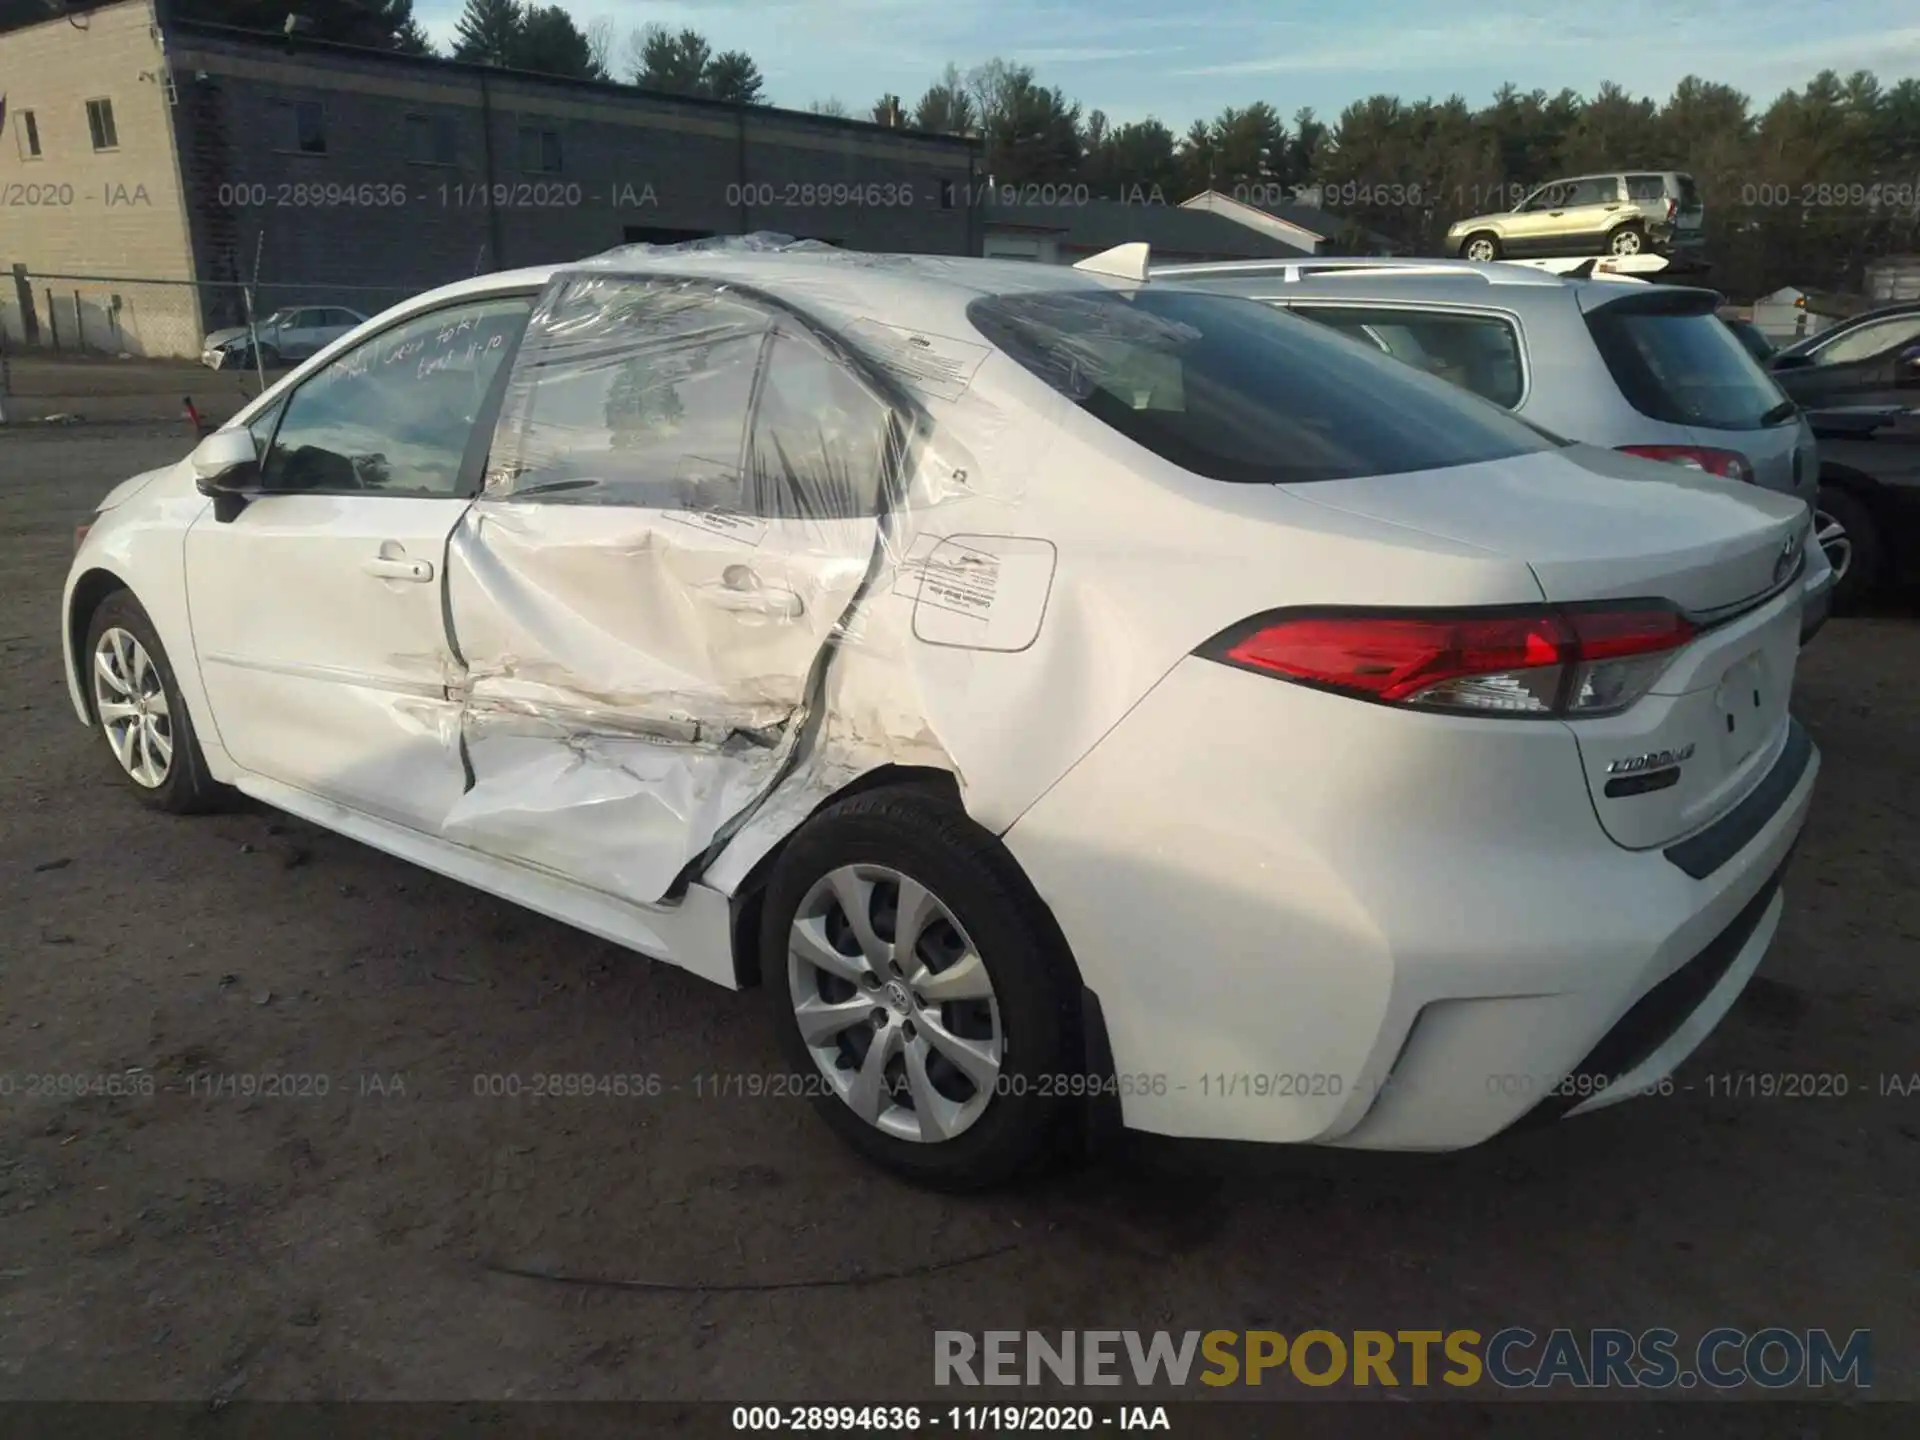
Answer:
[{"left": 1447, "top": 172, "right": 1704, "bottom": 260}]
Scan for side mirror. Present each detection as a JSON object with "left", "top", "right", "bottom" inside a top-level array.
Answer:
[
  {"left": 189, "top": 429, "right": 260, "bottom": 496},
  {"left": 1898, "top": 344, "right": 1920, "bottom": 377},
  {"left": 1769, "top": 352, "right": 1814, "bottom": 372}
]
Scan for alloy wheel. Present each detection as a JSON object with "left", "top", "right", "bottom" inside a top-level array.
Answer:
[
  {"left": 93, "top": 627, "right": 173, "bottom": 788},
  {"left": 1466, "top": 238, "right": 1497, "bottom": 261},
  {"left": 787, "top": 863, "right": 1003, "bottom": 1144},
  {"left": 1814, "top": 508, "right": 1853, "bottom": 582},
  {"left": 1610, "top": 229, "right": 1644, "bottom": 255}
]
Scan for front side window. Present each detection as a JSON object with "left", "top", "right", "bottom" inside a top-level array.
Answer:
[
  {"left": 1519, "top": 182, "right": 1571, "bottom": 212},
  {"left": 258, "top": 297, "right": 531, "bottom": 496},
  {"left": 1813, "top": 315, "right": 1920, "bottom": 367},
  {"left": 85, "top": 98, "right": 117, "bottom": 151},
  {"left": 245, "top": 399, "right": 286, "bottom": 462},
  {"left": 487, "top": 279, "right": 768, "bottom": 507},
  {"left": 969, "top": 288, "right": 1548, "bottom": 484},
  {"left": 1289, "top": 305, "right": 1526, "bottom": 409}
]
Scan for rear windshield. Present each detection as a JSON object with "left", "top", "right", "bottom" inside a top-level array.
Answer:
[
  {"left": 967, "top": 288, "right": 1547, "bottom": 484},
  {"left": 1586, "top": 299, "right": 1792, "bottom": 431},
  {"left": 1677, "top": 174, "right": 1700, "bottom": 208}
]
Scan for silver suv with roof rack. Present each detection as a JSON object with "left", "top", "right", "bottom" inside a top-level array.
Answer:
[{"left": 1158, "top": 255, "right": 1833, "bottom": 636}]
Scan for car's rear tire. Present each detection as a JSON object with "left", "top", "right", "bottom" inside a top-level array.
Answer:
[
  {"left": 1461, "top": 232, "right": 1501, "bottom": 261},
  {"left": 1608, "top": 223, "right": 1646, "bottom": 256},
  {"left": 83, "top": 590, "right": 228, "bottom": 814},
  {"left": 1816, "top": 486, "right": 1882, "bottom": 611},
  {"left": 762, "top": 783, "right": 1081, "bottom": 1190}
]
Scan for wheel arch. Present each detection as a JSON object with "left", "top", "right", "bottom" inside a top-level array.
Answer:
[
  {"left": 725, "top": 763, "right": 966, "bottom": 989},
  {"left": 66, "top": 566, "right": 131, "bottom": 724}
]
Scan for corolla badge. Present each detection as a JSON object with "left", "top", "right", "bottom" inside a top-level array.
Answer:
[{"left": 1606, "top": 743, "right": 1696, "bottom": 776}]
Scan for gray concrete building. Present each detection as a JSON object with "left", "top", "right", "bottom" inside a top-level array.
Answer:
[{"left": 1, "top": 0, "right": 983, "bottom": 355}]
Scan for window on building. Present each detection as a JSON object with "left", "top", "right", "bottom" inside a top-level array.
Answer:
[
  {"left": 17, "top": 109, "right": 42, "bottom": 160},
  {"left": 518, "top": 125, "right": 562, "bottom": 173},
  {"left": 270, "top": 100, "right": 327, "bottom": 155},
  {"left": 406, "top": 113, "right": 458, "bottom": 166},
  {"left": 85, "top": 98, "right": 118, "bottom": 152}
]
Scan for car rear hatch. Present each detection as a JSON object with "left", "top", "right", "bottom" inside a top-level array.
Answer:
[
  {"left": 1582, "top": 285, "right": 1816, "bottom": 497},
  {"left": 1283, "top": 445, "right": 1813, "bottom": 850}
]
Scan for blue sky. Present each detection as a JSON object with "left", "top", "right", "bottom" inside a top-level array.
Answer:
[{"left": 417, "top": 0, "right": 1920, "bottom": 127}]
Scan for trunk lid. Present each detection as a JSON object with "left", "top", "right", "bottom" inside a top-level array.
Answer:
[{"left": 1284, "top": 446, "right": 1813, "bottom": 848}]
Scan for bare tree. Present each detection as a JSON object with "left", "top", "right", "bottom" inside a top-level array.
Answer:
[{"left": 583, "top": 16, "right": 617, "bottom": 81}]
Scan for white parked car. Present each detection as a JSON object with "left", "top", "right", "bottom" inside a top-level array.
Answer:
[
  {"left": 65, "top": 239, "right": 1819, "bottom": 1187},
  {"left": 199, "top": 305, "right": 367, "bottom": 368}
]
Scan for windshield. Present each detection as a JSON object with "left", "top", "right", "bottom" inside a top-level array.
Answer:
[
  {"left": 968, "top": 288, "right": 1549, "bottom": 484},
  {"left": 1586, "top": 299, "right": 1794, "bottom": 430}
]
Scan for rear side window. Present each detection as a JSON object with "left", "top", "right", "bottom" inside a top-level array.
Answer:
[
  {"left": 968, "top": 288, "right": 1547, "bottom": 484},
  {"left": 747, "top": 329, "right": 898, "bottom": 519},
  {"left": 1289, "top": 305, "right": 1525, "bottom": 409},
  {"left": 487, "top": 278, "right": 768, "bottom": 507},
  {"left": 1626, "top": 175, "right": 1666, "bottom": 202},
  {"left": 1586, "top": 297, "right": 1792, "bottom": 431}
]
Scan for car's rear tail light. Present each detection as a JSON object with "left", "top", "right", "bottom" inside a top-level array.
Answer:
[
  {"left": 1665, "top": 198, "right": 1678, "bottom": 223},
  {"left": 1618, "top": 443, "right": 1753, "bottom": 483},
  {"left": 1205, "top": 604, "right": 1696, "bottom": 718}
]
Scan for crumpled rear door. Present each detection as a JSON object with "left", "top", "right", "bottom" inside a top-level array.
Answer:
[{"left": 440, "top": 273, "right": 897, "bottom": 904}]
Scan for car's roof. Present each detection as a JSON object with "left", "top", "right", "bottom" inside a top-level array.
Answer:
[{"left": 403, "top": 243, "right": 1137, "bottom": 336}]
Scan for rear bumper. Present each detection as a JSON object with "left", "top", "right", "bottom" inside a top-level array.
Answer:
[{"left": 1007, "top": 657, "right": 1817, "bottom": 1150}]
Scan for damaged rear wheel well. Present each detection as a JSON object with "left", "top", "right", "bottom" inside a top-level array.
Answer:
[{"left": 728, "top": 765, "right": 967, "bottom": 989}]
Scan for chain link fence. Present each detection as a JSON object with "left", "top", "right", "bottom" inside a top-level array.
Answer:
[{"left": 1, "top": 266, "right": 421, "bottom": 361}]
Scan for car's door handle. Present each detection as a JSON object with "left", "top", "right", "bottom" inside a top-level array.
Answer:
[
  {"left": 699, "top": 568, "right": 804, "bottom": 619},
  {"left": 364, "top": 555, "right": 434, "bottom": 583},
  {"left": 703, "top": 584, "right": 804, "bottom": 619}
]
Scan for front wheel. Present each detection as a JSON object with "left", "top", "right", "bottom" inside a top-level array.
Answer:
[
  {"left": 83, "top": 591, "right": 228, "bottom": 813},
  {"left": 763, "top": 784, "right": 1081, "bottom": 1190}
]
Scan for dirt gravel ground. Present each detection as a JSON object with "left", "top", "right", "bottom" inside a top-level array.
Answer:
[{"left": 0, "top": 424, "right": 1915, "bottom": 1413}]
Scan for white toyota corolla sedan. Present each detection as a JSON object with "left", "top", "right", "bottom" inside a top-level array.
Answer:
[{"left": 62, "top": 237, "right": 1819, "bottom": 1187}]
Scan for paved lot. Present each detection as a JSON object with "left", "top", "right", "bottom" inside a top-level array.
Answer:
[
  {"left": 1, "top": 355, "right": 268, "bottom": 428},
  {"left": 1, "top": 425, "right": 1915, "bottom": 1408}
]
